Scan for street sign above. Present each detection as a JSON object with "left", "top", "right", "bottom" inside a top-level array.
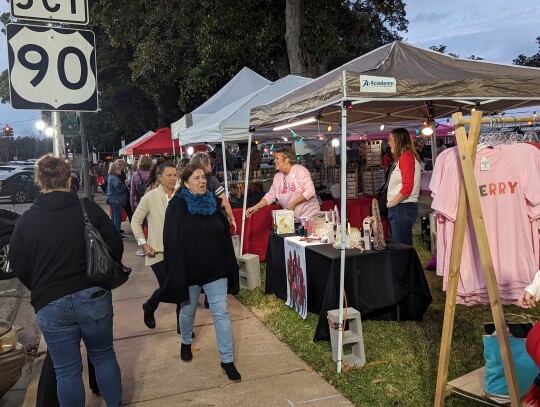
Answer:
[
  {"left": 11, "top": 0, "right": 89, "bottom": 25},
  {"left": 7, "top": 23, "right": 98, "bottom": 112}
]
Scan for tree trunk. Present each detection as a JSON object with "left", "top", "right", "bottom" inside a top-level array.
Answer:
[{"left": 285, "top": 0, "right": 305, "bottom": 76}]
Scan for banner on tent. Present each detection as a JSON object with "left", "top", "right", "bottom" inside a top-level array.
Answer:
[
  {"left": 284, "top": 237, "right": 308, "bottom": 319},
  {"left": 359, "top": 75, "right": 396, "bottom": 93}
]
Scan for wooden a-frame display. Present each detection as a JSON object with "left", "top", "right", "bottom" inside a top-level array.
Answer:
[{"left": 433, "top": 111, "right": 540, "bottom": 407}]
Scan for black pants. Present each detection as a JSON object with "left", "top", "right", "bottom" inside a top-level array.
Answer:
[
  {"left": 123, "top": 201, "right": 133, "bottom": 223},
  {"left": 37, "top": 351, "right": 99, "bottom": 407},
  {"left": 147, "top": 261, "right": 181, "bottom": 331}
]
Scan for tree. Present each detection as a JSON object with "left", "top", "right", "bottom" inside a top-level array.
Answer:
[
  {"left": 514, "top": 37, "right": 540, "bottom": 67},
  {"left": 284, "top": 0, "right": 407, "bottom": 77},
  {"left": 429, "top": 44, "right": 483, "bottom": 60}
]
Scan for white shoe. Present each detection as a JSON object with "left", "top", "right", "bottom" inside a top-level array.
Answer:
[{"left": 136, "top": 249, "right": 145, "bottom": 256}]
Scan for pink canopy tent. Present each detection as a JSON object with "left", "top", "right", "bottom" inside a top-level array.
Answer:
[
  {"left": 346, "top": 124, "right": 455, "bottom": 142},
  {"left": 125, "top": 127, "right": 179, "bottom": 155}
]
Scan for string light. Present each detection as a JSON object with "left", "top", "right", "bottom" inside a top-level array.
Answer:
[
  {"left": 327, "top": 124, "right": 332, "bottom": 132},
  {"left": 318, "top": 135, "right": 325, "bottom": 141},
  {"left": 379, "top": 124, "right": 385, "bottom": 131},
  {"left": 255, "top": 140, "right": 259, "bottom": 145},
  {"left": 331, "top": 138, "right": 340, "bottom": 147},
  {"left": 282, "top": 136, "right": 288, "bottom": 142}
]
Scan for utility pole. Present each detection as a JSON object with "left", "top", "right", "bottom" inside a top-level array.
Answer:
[{"left": 79, "top": 113, "right": 93, "bottom": 200}]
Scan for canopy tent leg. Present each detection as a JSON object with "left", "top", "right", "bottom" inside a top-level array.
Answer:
[
  {"left": 336, "top": 82, "right": 348, "bottom": 373},
  {"left": 222, "top": 140, "right": 229, "bottom": 198},
  {"left": 240, "top": 134, "right": 253, "bottom": 255}
]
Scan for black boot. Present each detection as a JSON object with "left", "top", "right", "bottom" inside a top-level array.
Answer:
[
  {"left": 181, "top": 343, "right": 193, "bottom": 362},
  {"left": 142, "top": 302, "right": 156, "bottom": 329},
  {"left": 221, "top": 362, "right": 241, "bottom": 382}
]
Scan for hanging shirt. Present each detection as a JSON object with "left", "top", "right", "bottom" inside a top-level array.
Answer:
[{"left": 430, "top": 144, "right": 540, "bottom": 304}]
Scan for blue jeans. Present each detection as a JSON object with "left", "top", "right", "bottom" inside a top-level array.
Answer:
[
  {"left": 179, "top": 278, "right": 234, "bottom": 363},
  {"left": 36, "top": 287, "right": 122, "bottom": 407},
  {"left": 109, "top": 203, "right": 123, "bottom": 232},
  {"left": 388, "top": 202, "right": 418, "bottom": 246}
]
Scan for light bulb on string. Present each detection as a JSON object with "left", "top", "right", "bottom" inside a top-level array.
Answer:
[
  {"left": 298, "top": 138, "right": 303, "bottom": 143},
  {"left": 331, "top": 138, "right": 340, "bottom": 147},
  {"left": 379, "top": 124, "right": 385, "bottom": 131},
  {"left": 327, "top": 124, "right": 332, "bottom": 132},
  {"left": 415, "top": 128, "right": 420, "bottom": 135},
  {"left": 318, "top": 135, "right": 325, "bottom": 141},
  {"left": 282, "top": 136, "right": 288, "bottom": 142}
]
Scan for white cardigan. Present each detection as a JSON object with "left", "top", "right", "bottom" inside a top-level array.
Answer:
[{"left": 131, "top": 185, "right": 172, "bottom": 266}]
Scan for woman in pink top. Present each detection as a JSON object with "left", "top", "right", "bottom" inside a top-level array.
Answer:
[
  {"left": 246, "top": 146, "right": 320, "bottom": 221},
  {"left": 386, "top": 128, "right": 421, "bottom": 246}
]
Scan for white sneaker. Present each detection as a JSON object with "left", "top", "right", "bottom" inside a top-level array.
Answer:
[{"left": 136, "top": 249, "right": 145, "bottom": 257}]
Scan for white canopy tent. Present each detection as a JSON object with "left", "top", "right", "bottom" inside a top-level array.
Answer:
[
  {"left": 171, "top": 67, "right": 271, "bottom": 140},
  {"left": 249, "top": 40, "right": 540, "bottom": 374},
  {"left": 177, "top": 75, "right": 313, "bottom": 252}
]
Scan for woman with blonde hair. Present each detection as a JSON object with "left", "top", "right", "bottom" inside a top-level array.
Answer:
[
  {"left": 246, "top": 145, "right": 319, "bottom": 221},
  {"left": 107, "top": 160, "right": 128, "bottom": 233}
]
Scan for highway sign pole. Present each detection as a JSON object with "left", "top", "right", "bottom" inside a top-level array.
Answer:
[{"left": 79, "top": 112, "right": 92, "bottom": 200}]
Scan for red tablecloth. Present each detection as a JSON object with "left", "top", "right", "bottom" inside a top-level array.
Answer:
[
  {"left": 232, "top": 204, "right": 281, "bottom": 261},
  {"left": 232, "top": 198, "right": 388, "bottom": 260},
  {"left": 333, "top": 197, "right": 389, "bottom": 238}
]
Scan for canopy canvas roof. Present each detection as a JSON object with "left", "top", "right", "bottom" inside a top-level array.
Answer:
[
  {"left": 119, "top": 131, "right": 155, "bottom": 155},
  {"left": 125, "top": 127, "right": 178, "bottom": 155},
  {"left": 250, "top": 41, "right": 540, "bottom": 131},
  {"left": 177, "top": 75, "right": 313, "bottom": 145},
  {"left": 171, "top": 67, "right": 271, "bottom": 140}
]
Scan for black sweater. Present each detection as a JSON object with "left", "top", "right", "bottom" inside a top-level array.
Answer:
[
  {"left": 10, "top": 192, "right": 124, "bottom": 312},
  {"left": 160, "top": 193, "right": 239, "bottom": 303}
]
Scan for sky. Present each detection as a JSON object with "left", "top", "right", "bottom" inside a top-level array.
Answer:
[{"left": 0, "top": 0, "right": 539, "bottom": 136}]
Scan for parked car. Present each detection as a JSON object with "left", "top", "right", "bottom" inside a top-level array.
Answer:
[
  {"left": 0, "top": 209, "right": 20, "bottom": 280},
  {"left": 0, "top": 320, "right": 26, "bottom": 399},
  {"left": 0, "top": 171, "right": 40, "bottom": 204}
]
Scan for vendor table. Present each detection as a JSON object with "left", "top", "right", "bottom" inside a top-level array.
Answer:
[{"left": 265, "top": 233, "right": 432, "bottom": 341}]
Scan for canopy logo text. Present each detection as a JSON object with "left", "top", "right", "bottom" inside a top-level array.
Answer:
[{"left": 359, "top": 75, "right": 396, "bottom": 93}]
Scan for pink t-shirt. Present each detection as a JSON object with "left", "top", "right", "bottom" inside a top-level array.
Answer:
[
  {"left": 263, "top": 164, "right": 320, "bottom": 220},
  {"left": 430, "top": 144, "right": 540, "bottom": 304}
]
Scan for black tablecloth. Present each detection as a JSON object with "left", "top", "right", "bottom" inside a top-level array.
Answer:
[{"left": 265, "top": 233, "right": 432, "bottom": 341}]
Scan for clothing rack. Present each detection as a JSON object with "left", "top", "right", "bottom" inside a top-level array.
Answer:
[{"left": 434, "top": 111, "right": 529, "bottom": 407}]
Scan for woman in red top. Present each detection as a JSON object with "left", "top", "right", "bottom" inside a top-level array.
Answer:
[{"left": 386, "top": 128, "right": 421, "bottom": 245}]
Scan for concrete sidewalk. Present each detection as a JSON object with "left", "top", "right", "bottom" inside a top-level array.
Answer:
[{"left": 23, "top": 194, "right": 351, "bottom": 407}]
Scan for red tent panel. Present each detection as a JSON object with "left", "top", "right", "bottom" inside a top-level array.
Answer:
[{"left": 125, "top": 128, "right": 179, "bottom": 155}]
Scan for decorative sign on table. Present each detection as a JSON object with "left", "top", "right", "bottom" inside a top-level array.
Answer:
[{"left": 284, "top": 237, "right": 308, "bottom": 319}]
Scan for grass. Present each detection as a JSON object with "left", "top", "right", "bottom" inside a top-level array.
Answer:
[{"left": 236, "top": 233, "right": 539, "bottom": 407}]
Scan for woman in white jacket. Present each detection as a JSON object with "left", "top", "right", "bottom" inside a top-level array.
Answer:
[{"left": 131, "top": 161, "right": 179, "bottom": 331}]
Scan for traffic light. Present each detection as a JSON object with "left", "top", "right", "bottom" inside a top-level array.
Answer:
[{"left": 3, "top": 125, "right": 13, "bottom": 137}]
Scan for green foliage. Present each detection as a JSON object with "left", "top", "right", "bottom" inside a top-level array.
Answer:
[{"left": 514, "top": 36, "right": 540, "bottom": 67}]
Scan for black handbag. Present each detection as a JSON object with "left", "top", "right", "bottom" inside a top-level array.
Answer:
[{"left": 80, "top": 199, "right": 131, "bottom": 290}]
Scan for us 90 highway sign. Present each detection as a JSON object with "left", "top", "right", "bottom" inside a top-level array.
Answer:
[{"left": 7, "top": 23, "right": 98, "bottom": 112}]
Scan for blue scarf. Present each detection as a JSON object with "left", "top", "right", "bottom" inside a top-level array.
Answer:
[{"left": 179, "top": 187, "right": 216, "bottom": 215}]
